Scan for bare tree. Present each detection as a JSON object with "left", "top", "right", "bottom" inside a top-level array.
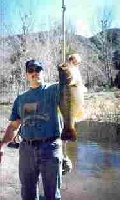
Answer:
[
  {"left": 3, "top": 6, "right": 36, "bottom": 94},
  {"left": 91, "top": 5, "right": 115, "bottom": 86}
]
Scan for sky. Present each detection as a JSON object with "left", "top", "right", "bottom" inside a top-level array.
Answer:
[{"left": 0, "top": 0, "right": 120, "bottom": 37}]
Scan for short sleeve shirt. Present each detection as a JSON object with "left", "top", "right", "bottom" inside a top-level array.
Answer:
[{"left": 10, "top": 83, "right": 63, "bottom": 139}]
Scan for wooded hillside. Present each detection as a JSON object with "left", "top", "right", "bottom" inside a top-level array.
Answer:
[{"left": 0, "top": 28, "right": 120, "bottom": 100}]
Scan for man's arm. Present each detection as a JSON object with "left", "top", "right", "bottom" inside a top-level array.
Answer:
[{"left": 0, "top": 119, "right": 21, "bottom": 149}]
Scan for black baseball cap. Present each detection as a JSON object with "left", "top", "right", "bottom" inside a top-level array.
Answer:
[{"left": 25, "top": 59, "right": 44, "bottom": 72}]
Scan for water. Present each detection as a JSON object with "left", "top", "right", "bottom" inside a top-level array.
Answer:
[
  {"left": 61, "top": 140, "right": 120, "bottom": 199},
  {"left": 66, "top": 140, "right": 120, "bottom": 179},
  {"left": 77, "top": 141, "right": 120, "bottom": 178}
]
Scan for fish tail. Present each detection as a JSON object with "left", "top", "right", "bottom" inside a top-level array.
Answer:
[{"left": 61, "top": 127, "right": 77, "bottom": 141}]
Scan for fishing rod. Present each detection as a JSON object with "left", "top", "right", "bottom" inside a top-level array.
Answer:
[
  {"left": 61, "top": 3, "right": 73, "bottom": 183},
  {"left": 61, "top": 0, "right": 69, "bottom": 162},
  {"left": 61, "top": 0, "right": 67, "bottom": 156},
  {"left": 62, "top": 0, "right": 66, "bottom": 62}
]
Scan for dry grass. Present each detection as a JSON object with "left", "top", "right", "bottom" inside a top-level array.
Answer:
[{"left": 84, "top": 90, "right": 120, "bottom": 123}]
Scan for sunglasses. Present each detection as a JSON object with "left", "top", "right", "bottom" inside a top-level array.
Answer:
[{"left": 27, "top": 66, "right": 42, "bottom": 74}]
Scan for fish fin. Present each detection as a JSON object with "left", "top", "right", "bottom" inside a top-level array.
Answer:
[{"left": 61, "top": 127, "right": 77, "bottom": 141}]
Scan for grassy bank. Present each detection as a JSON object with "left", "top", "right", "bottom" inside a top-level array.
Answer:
[{"left": 84, "top": 90, "right": 120, "bottom": 123}]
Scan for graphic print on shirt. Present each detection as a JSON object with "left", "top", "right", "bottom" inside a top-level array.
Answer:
[{"left": 21, "top": 101, "right": 50, "bottom": 129}]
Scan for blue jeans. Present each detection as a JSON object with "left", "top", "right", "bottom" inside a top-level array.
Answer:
[{"left": 19, "top": 138, "right": 62, "bottom": 200}]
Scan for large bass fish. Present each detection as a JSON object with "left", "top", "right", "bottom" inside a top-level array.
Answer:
[{"left": 58, "top": 62, "right": 86, "bottom": 141}]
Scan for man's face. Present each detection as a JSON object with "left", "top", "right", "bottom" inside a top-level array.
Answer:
[{"left": 26, "top": 66, "right": 43, "bottom": 83}]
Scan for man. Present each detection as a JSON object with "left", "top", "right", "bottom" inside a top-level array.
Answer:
[{"left": 0, "top": 59, "right": 63, "bottom": 200}]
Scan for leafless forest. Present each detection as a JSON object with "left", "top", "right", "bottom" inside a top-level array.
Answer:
[{"left": 0, "top": 6, "right": 120, "bottom": 101}]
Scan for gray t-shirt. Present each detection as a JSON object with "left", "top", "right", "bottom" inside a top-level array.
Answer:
[{"left": 10, "top": 83, "right": 63, "bottom": 139}]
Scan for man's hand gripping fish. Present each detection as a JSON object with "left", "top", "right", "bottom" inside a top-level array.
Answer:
[{"left": 58, "top": 62, "right": 85, "bottom": 141}]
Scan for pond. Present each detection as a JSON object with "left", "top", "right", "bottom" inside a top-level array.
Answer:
[
  {"left": 61, "top": 140, "right": 120, "bottom": 200},
  {"left": 66, "top": 140, "right": 120, "bottom": 179}
]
